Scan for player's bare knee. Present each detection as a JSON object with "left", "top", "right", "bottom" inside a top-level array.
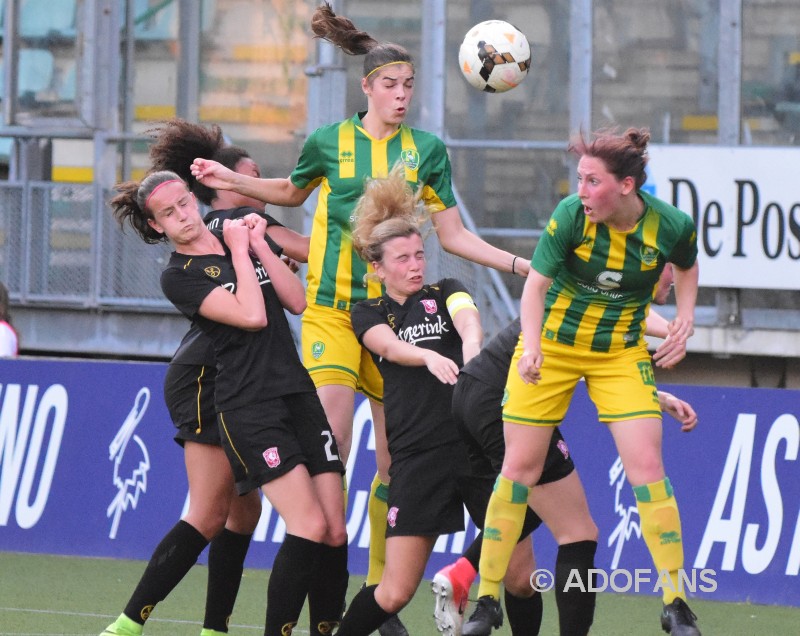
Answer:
[
  {"left": 324, "top": 522, "right": 348, "bottom": 547},
  {"left": 376, "top": 582, "right": 414, "bottom": 614}
]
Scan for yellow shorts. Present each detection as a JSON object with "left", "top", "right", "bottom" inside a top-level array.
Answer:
[
  {"left": 502, "top": 336, "right": 661, "bottom": 426},
  {"left": 301, "top": 303, "right": 383, "bottom": 402}
]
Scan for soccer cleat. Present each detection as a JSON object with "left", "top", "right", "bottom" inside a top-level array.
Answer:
[
  {"left": 199, "top": 630, "right": 227, "bottom": 636},
  {"left": 431, "top": 563, "right": 472, "bottom": 635},
  {"left": 461, "top": 596, "right": 503, "bottom": 636},
  {"left": 661, "top": 598, "right": 701, "bottom": 635},
  {"left": 99, "top": 614, "right": 143, "bottom": 636},
  {"left": 377, "top": 613, "right": 409, "bottom": 636}
]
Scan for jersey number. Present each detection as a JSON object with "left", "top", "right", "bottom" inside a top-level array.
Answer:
[{"left": 321, "top": 430, "right": 339, "bottom": 461}]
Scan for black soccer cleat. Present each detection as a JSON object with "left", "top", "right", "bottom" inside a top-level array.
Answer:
[
  {"left": 661, "top": 598, "right": 701, "bottom": 635},
  {"left": 462, "top": 596, "right": 503, "bottom": 636},
  {"left": 377, "top": 613, "right": 409, "bottom": 636}
]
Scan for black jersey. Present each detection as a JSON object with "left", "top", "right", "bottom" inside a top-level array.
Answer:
[
  {"left": 460, "top": 317, "right": 521, "bottom": 390},
  {"left": 351, "top": 278, "right": 469, "bottom": 460},
  {"left": 168, "top": 208, "right": 285, "bottom": 368},
  {"left": 161, "top": 233, "right": 314, "bottom": 412}
]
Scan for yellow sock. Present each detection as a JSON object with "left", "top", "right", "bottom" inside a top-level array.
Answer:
[
  {"left": 366, "top": 472, "right": 389, "bottom": 586},
  {"left": 476, "top": 474, "right": 530, "bottom": 600},
  {"left": 634, "top": 477, "right": 684, "bottom": 603}
]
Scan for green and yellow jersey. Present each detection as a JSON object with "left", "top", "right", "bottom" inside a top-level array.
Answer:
[
  {"left": 532, "top": 191, "right": 697, "bottom": 352},
  {"left": 290, "top": 112, "right": 457, "bottom": 312}
]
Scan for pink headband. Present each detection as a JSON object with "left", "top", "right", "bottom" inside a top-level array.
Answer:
[{"left": 144, "top": 179, "right": 183, "bottom": 211}]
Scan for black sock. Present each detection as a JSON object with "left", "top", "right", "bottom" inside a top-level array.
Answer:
[
  {"left": 308, "top": 543, "right": 349, "bottom": 635},
  {"left": 123, "top": 520, "right": 209, "bottom": 624},
  {"left": 335, "top": 584, "right": 393, "bottom": 636},
  {"left": 504, "top": 590, "right": 543, "bottom": 636},
  {"left": 463, "top": 532, "right": 482, "bottom": 571},
  {"left": 505, "top": 589, "right": 542, "bottom": 636},
  {"left": 464, "top": 506, "right": 543, "bottom": 572},
  {"left": 519, "top": 506, "right": 543, "bottom": 540},
  {"left": 265, "top": 534, "right": 323, "bottom": 636},
  {"left": 203, "top": 529, "right": 253, "bottom": 632},
  {"left": 555, "top": 540, "right": 597, "bottom": 636}
]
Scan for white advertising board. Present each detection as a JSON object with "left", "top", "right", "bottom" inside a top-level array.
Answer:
[{"left": 645, "top": 145, "right": 800, "bottom": 290}]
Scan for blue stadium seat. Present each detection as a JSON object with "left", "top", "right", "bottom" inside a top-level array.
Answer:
[
  {"left": 0, "top": 49, "right": 55, "bottom": 98},
  {"left": 20, "top": 0, "right": 76, "bottom": 39},
  {"left": 131, "top": 0, "right": 215, "bottom": 40},
  {"left": 0, "top": 137, "right": 13, "bottom": 162}
]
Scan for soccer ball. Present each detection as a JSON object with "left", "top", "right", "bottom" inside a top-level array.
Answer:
[{"left": 458, "top": 20, "right": 531, "bottom": 93}]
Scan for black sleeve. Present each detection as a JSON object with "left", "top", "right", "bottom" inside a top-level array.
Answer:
[
  {"left": 160, "top": 266, "right": 218, "bottom": 320},
  {"left": 350, "top": 300, "right": 387, "bottom": 343},
  {"left": 204, "top": 208, "right": 283, "bottom": 256}
]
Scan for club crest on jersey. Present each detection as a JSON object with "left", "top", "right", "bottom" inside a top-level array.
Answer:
[
  {"left": 311, "top": 341, "right": 325, "bottom": 359},
  {"left": 204, "top": 266, "right": 221, "bottom": 277},
  {"left": 421, "top": 299, "right": 438, "bottom": 314},
  {"left": 400, "top": 149, "right": 420, "bottom": 170},
  {"left": 640, "top": 245, "right": 659, "bottom": 266},
  {"left": 387, "top": 506, "right": 399, "bottom": 528},
  {"left": 263, "top": 447, "right": 281, "bottom": 468}
]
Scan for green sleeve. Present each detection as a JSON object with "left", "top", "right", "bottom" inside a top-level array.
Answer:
[
  {"left": 531, "top": 197, "right": 578, "bottom": 278},
  {"left": 289, "top": 128, "right": 323, "bottom": 189}
]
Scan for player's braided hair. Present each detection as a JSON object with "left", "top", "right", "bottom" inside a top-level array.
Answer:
[
  {"left": 568, "top": 126, "right": 651, "bottom": 189},
  {"left": 147, "top": 119, "right": 251, "bottom": 206},
  {"left": 311, "top": 2, "right": 413, "bottom": 82},
  {"left": 110, "top": 170, "right": 184, "bottom": 244},
  {"left": 351, "top": 162, "right": 432, "bottom": 264}
]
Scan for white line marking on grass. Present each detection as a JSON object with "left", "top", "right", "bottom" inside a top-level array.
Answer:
[{"left": 0, "top": 606, "right": 309, "bottom": 634}]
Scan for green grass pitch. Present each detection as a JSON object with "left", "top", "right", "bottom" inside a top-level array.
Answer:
[{"left": 0, "top": 552, "right": 796, "bottom": 635}]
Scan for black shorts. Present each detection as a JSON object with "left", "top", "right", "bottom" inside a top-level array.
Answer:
[
  {"left": 217, "top": 391, "right": 345, "bottom": 495},
  {"left": 452, "top": 374, "right": 575, "bottom": 529},
  {"left": 386, "top": 443, "right": 470, "bottom": 538},
  {"left": 163, "top": 363, "right": 220, "bottom": 447}
]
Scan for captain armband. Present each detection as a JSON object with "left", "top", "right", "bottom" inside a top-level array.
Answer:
[{"left": 446, "top": 291, "right": 478, "bottom": 317}]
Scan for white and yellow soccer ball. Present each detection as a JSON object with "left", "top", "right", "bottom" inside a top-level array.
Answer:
[{"left": 458, "top": 20, "right": 531, "bottom": 93}]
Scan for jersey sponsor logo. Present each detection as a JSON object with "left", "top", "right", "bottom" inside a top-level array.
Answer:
[
  {"left": 108, "top": 388, "right": 151, "bottom": 540},
  {"left": 421, "top": 299, "right": 438, "bottom": 314},
  {"left": 263, "top": 446, "right": 281, "bottom": 468},
  {"left": 595, "top": 270, "right": 623, "bottom": 290},
  {"left": 253, "top": 262, "right": 272, "bottom": 285},
  {"left": 557, "top": 439, "right": 570, "bottom": 459},
  {"left": 400, "top": 148, "right": 420, "bottom": 170},
  {"left": 640, "top": 245, "right": 659, "bottom": 265},
  {"left": 387, "top": 505, "right": 399, "bottom": 528},
  {"left": 396, "top": 314, "right": 450, "bottom": 345},
  {"left": 204, "top": 266, "right": 221, "bottom": 278},
  {"left": 311, "top": 341, "right": 325, "bottom": 359},
  {"left": 546, "top": 218, "right": 558, "bottom": 236},
  {"left": 339, "top": 150, "right": 354, "bottom": 164},
  {"left": 576, "top": 279, "right": 624, "bottom": 299}
]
